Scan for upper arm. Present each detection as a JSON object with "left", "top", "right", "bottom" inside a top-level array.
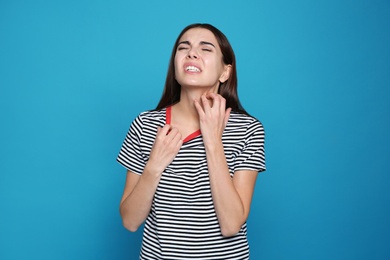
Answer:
[
  {"left": 232, "top": 170, "right": 259, "bottom": 219},
  {"left": 120, "top": 170, "right": 141, "bottom": 206}
]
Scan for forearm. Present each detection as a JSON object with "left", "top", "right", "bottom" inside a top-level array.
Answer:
[
  {"left": 205, "top": 141, "right": 246, "bottom": 237},
  {"left": 120, "top": 167, "right": 161, "bottom": 232},
  {"left": 119, "top": 124, "right": 183, "bottom": 232}
]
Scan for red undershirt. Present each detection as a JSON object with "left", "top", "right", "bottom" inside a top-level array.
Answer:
[{"left": 166, "top": 106, "right": 201, "bottom": 143}]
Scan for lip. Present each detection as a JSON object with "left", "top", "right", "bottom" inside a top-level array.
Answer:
[{"left": 183, "top": 62, "right": 202, "bottom": 73}]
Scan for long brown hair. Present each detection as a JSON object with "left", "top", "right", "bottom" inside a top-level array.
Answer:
[{"left": 156, "top": 23, "right": 247, "bottom": 114}]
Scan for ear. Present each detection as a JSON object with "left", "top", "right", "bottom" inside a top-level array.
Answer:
[{"left": 219, "top": 64, "right": 232, "bottom": 83}]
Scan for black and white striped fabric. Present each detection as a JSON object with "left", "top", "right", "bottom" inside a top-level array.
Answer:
[{"left": 117, "top": 107, "right": 265, "bottom": 260}]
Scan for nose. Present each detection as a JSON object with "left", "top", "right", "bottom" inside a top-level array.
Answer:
[{"left": 187, "top": 48, "right": 198, "bottom": 59}]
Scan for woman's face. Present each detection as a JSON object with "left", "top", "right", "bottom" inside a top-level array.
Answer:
[{"left": 174, "top": 28, "right": 231, "bottom": 92}]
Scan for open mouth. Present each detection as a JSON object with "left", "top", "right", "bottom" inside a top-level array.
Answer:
[{"left": 185, "top": 65, "right": 201, "bottom": 72}]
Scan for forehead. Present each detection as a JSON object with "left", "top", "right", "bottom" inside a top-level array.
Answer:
[{"left": 179, "top": 28, "right": 219, "bottom": 46}]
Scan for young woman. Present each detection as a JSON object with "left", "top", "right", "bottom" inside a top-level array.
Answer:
[{"left": 117, "top": 23, "right": 266, "bottom": 259}]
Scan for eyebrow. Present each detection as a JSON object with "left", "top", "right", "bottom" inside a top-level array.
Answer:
[{"left": 178, "top": 40, "right": 216, "bottom": 48}]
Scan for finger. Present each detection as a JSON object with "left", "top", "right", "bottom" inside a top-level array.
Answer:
[
  {"left": 158, "top": 124, "right": 172, "bottom": 137},
  {"left": 208, "top": 93, "right": 225, "bottom": 110},
  {"left": 219, "top": 95, "right": 226, "bottom": 111},
  {"left": 207, "top": 92, "right": 220, "bottom": 108},
  {"left": 171, "top": 129, "right": 183, "bottom": 146},
  {"left": 224, "top": 107, "right": 231, "bottom": 127},
  {"left": 194, "top": 99, "right": 205, "bottom": 117},
  {"left": 210, "top": 93, "right": 221, "bottom": 111},
  {"left": 167, "top": 126, "right": 179, "bottom": 136},
  {"left": 206, "top": 92, "right": 216, "bottom": 99},
  {"left": 201, "top": 94, "right": 211, "bottom": 113},
  {"left": 165, "top": 127, "right": 183, "bottom": 152}
]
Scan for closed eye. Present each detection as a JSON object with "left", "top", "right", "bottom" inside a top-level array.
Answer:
[{"left": 177, "top": 41, "right": 190, "bottom": 51}]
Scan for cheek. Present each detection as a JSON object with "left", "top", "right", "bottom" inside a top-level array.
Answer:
[
  {"left": 173, "top": 58, "right": 180, "bottom": 73},
  {"left": 174, "top": 54, "right": 183, "bottom": 70},
  {"left": 207, "top": 60, "right": 225, "bottom": 75}
]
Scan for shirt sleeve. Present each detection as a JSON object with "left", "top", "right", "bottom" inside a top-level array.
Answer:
[
  {"left": 234, "top": 118, "right": 266, "bottom": 173},
  {"left": 116, "top": 115, "right": 146, "bottom": 175}
]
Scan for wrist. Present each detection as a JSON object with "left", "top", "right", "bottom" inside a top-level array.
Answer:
[
  {"left": 204, "top": 139, "right": 224, "bottom": 153},
  {"left": 143, "top": 163, "right": 163, "bottom": 180}
]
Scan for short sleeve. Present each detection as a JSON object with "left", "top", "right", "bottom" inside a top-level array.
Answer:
[
  {"left": 234, "top": 119, "right": 266, "bottom": 173},
  {"left": 116, "top": 115, "right": 146, "bottom": 175}
]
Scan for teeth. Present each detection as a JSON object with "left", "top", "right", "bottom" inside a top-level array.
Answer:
[{"left": 186, "top": 66, "right": 200, "bottom": 72}]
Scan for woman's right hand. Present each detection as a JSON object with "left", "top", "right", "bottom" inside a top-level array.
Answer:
[
  {"left": 146, "top": 124, "right": 183, "bottom": 175},
  {"left": 120, "top": 125, "right": 181, "bottom": 232}
]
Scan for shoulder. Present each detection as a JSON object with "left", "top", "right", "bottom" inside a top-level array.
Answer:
[
  {"left": 127, "top": 108, "right": 166, "bottom": 139},
  {"left": 228, "top": 112, "right": 264, "bottom": 131},
  {"left": 138, "top": 108, "right": 166, "bottom": 121},
  {"left": 133, "top": 108, "right": 166, "bottom": 127}
]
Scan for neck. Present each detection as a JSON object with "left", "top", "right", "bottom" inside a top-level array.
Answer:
[
  {"left": 178, "top": 85, "right": 218, "bottom": 108},
  {"left": 174, "top": 96, "right": 199, "bottom": 121},
  {"left": 171, "top": 86, "right": 217, "bottom": 126}
]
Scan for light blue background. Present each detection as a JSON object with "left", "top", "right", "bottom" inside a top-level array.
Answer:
[{"left": 1, "top": 0, "right": 389, "bottom": 259}]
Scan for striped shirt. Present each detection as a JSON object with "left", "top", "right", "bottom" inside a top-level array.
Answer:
[{"left": 117, "top": 107, "right": 266, "bottom": 259}]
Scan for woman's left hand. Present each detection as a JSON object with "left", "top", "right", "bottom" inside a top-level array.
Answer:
[{"left": 194, "top": 93, "right": 231, "bottom": 146}]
